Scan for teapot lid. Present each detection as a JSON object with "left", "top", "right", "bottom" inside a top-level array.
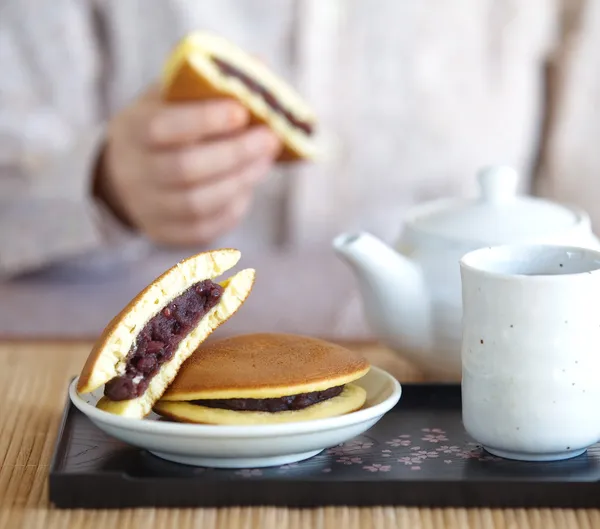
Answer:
[{"left": 409, "top": 166, "right": 582, "bottom": 244}]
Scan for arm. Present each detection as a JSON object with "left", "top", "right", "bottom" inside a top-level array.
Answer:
[{"left": 0, "top": 1, "right": 139, "bottom": 278}]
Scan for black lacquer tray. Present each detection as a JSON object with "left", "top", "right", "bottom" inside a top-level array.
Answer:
[{"left": 49, "top": 383, "right": 600, "bottom": 509}]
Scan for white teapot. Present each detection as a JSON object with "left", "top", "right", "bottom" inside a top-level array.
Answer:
[{"left": 333, "top": 166, "right": 600, "bottom": 380}]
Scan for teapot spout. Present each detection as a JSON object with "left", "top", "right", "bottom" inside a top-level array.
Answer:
[{"left": 333, "top": 232, "right": 432, "bottom": 352}]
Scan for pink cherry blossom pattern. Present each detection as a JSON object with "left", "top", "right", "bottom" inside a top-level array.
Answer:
[
  {"left": 381, "top": 449, "right": 392, "bottom": 458},
  {"left": 322, "top": 468, "right": 332, "bottom": 473},
  {"left": 336, "top": 456, "right": 363, "bottom": 465},
  {"left": 444, "top": 460, "right": 452, "bottom": 464},
  {"left": 413, "top": 450, "right": 439, "bottom": 459},
  {"left": 421, "top": 428, "right": 446, "bottom": 434},
  {"left": 421, "top": 433, "right": 448, "bottom": 443},
  {"left": 386, "top": 438, "right": 412, "bottom": 447},
  {"left": 326, "top": 445, "right": 348, "bottom": 456},
  {"left": 397, "top": 456, "right": 424, "bottom": 466},
  {"left": 436, "top": 445, "right": 461, "bottom": 454},
  {"left": 455, "top": 450, "right": 480, "bottom": 460},
  {"left": 363, "top": 464, "right": 391, "bottom": 472},
  {"left": 326, "top": 440, "right": 374, "bottom": 456},
  {"left": 345, "top": 440, "right": 374, "bottom": 450},
  {"left": 410, "top": 466, "right": 421, "bottom": 470}
]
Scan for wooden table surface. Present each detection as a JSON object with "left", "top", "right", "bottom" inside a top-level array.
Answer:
[{"left": 2, "top": 340, "right": 600, "bottom": 529}]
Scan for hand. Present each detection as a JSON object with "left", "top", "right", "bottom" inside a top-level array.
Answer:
[{"left": 95, "top": 85, "right": 281, "bottom": 246}]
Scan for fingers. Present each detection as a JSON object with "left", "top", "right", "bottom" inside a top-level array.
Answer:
[
  {"left": 147, "top": 191, "right": 253, "bottom": 247},
  {"left": 143, "top": 99, "right": 250, "bottom": 147},
  {"left": 102, "top": 83, "right": 274, "bottom": 248},
  {"left": 157, "top": 156, "right": 273, "bottom": 220},
  {"left": 150, "top": 126, "right": 280, "bottom": 188}
]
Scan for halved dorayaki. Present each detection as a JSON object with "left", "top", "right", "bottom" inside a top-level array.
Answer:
[
  {"left": 162, "top": 32, "right": 318, "bottom": 161},
  {"left": 153, "top": 333, "right": 370, "bottom": 425},
  {"left": 77, "top": 249, "right": 255, "bottom": 419}
]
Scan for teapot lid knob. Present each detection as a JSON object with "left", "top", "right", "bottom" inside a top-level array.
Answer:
[{"left": 477, "top": 165, "right": 519, "bottom": 204}]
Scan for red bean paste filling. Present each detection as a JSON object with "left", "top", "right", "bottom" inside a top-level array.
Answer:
[
  {"left": 212, "top": 57, "right": 315, "bottom": 136},
  {"left": 104, "top": 279, "right": 224, "bottom": 402},
  {"left": 191, "top": 385, "right": 344, "bottom": 413}
]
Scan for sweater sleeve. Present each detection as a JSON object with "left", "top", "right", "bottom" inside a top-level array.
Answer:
[
  {"left": 0, "top": 1, "right": 143, "bottom": 278},
  {"left": 535, "top": 0, "right": 600, "bottom": 233}
]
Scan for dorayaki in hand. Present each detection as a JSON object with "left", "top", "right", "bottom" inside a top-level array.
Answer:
[{"left": 162, "top": 32, "right": 318, "bottom": 161}]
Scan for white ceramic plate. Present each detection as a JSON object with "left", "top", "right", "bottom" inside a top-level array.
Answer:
[{"left": 69, "top": 366, "right": 401, "bottom": 468}]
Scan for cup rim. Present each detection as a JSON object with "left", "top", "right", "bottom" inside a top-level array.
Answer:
[{"left": 459, "top": 244, "right": 600, "bottom": 280}]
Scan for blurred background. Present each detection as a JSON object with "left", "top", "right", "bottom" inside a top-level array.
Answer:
[{"left": 1, "top": 0, "right": 600, "bottom": 343}]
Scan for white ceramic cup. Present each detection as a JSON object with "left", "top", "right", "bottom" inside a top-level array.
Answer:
[{"left": 459, "top": 244, "right": 600, "bottom": 461}]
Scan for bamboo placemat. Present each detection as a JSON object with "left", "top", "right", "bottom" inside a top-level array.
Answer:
[{"left": 1, "top": 340, "right": 600, "bottom": 529}]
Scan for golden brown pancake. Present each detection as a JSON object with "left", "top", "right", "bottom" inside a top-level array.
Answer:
[
  {"left": 153, "top": 333, "right": 370, "bottom": 425},
  {"left": 161, "top": 333, "right": 370, "bottom": 400},
  {"left": 76, "top": 249, "right": 255, "bottom": 419},
  {"left": 162, "top": 32, "right": 318, "bottom": 162}
]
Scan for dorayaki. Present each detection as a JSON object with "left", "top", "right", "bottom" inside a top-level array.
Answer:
[
  {"left": 77, "top": 249, "right": 255, "bottom": 419},
  {"left": 153, "top": 333, "right": 370, "bottom": 425},
  {"left": 162, "top": 32, "right": 318, "bottom": 161}
]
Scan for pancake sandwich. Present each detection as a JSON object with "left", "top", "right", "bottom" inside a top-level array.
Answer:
[
  {"left": 162, "top": 32, "right": 318, "bottom": 161},
  {"left": 77, "top": 249, "right": 255, "bottom": 419},
  {"left": 153, "top": 333, "right": 370, "bottom": 425}
]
